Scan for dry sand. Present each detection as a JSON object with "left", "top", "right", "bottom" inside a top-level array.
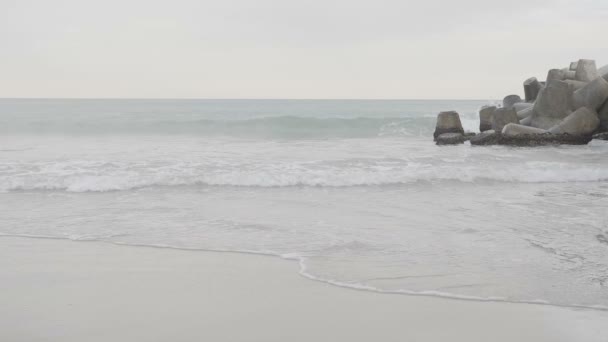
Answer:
[{"left": 1, "top": 236, "right": 607, "bottom": 342}]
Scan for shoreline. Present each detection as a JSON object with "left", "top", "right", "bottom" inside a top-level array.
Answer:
[
  {"left": 5, "top": 233, "right": 607, "bottom": 312},
  {"left": 1, "top": 236, "right": 607, "bottom": 342}
]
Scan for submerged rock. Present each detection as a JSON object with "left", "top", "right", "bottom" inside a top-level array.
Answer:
[
  {"left": 470, "top": 132, "right": 593, "bottom": 146},
  {"left": 469, "top": 132, "right": 501, "bottom": 146},
  {"left": 433, "top": 111, "right": 464, "bottom": 140},
  {"left": 436, "top": 133, "right": 466, "bottom": 145}
]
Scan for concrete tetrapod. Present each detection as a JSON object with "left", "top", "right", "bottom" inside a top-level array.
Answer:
[
  {"left": 433, "top": 111, "right": 464, "bottom": 140},
  {"left": 530, "top": 80, "right": 573, "bottom": 129},
  {"left": 548, "top": 107, "right": 600, "bottom": 136}
]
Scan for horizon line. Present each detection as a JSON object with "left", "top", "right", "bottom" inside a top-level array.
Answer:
[{"left": 0, "top": 97, "right": 498, "bottom": 101}]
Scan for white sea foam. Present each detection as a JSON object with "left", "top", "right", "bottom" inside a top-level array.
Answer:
[{"left": 2, "top": 159, "right": 608, "bottom": 192}]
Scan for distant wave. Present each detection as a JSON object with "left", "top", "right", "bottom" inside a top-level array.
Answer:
[
  {"left": 2, "top": 159, "right": 608, "bottom": 192},
  {"left": 0, "top": 115, "right": 480, "bottom": 139}
]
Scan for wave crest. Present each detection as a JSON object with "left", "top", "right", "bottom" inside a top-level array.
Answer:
[{"left": 2, "top": 159, "right": 608, "bottom": 192}]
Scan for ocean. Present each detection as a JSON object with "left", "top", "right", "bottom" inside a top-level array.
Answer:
[{"left": 1, "top": 99, "right": 607, "bottom": 310}]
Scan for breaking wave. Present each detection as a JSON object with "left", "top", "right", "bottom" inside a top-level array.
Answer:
[
  {"left": 0, "top": 115, "right": 483, "bottom": 139},
  {"left": 2, "top": 159, "right": 608, "bottom": 192}
]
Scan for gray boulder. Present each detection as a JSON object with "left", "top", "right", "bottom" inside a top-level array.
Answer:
[
  {"left": 530, "top": 80, "right": 573, "bottom": 129},
  {"left": 502, "top": 123, "right": 548, "bottom": 136},
  {"left": 503, "top": 95, "right": 523, "bottom": 109},
  {"left": 479, "top": 106, "right": 496, "bottom": 132},
  {"left": 436, "top": 133, "right": 466, "bottom": 145},
  {"left": 572, "top": 77, "right": 608, "bottom": 111},
  {"left": 433, "top": 111, "right": 464, "bottom": 140},
  {"left": 548, "top": 107, "right": 600, "bottom": 135},
  {"left": 492, "top": 107, "right": 519, "bottom": 132},
  {"left": 570, "top": 61, "right": 578, "bottom": 71},
  {"left": 575, "top": 59, "right": 599, "bottom": 82},
  {"left": 524, "top": 77, "right": 542, "bottom": 102}
]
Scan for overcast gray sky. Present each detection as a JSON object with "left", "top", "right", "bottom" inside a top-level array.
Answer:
[{"left": 1, "top": 0, "right": 607, "bottom": 99}]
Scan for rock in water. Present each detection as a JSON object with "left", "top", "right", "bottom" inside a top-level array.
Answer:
[
  {"left": 530, "top": 80, "right": 573, "bottom": 129},
  {"left": 470, "top": 132, "right": 592, "bottom": 146},
  {"left": 524, "top": 77, "right": 542, "bottom": 102},
  {"left": 492, "top": 107, "right": 519, "bottom": 132},
  {"left": 433, "top": 111, "right": 464, "bottom": 140},
  {"left": 572, "top": 77, "right": 608, "bottom": 111},
  {"left": 436, "top": 133, "right": 466, "bottom": 145},
  {"left": 548, "top": 107, "right": 600, "bottom": 135},
  {"left": 502, "top": 123, "right": 548, "bottom": 136},
  {"left": 479, "top": 106, "right": 496, "bottom": 132},
  {"left": 469, "top": 132, "right": 500, "bottom": 145},
  {"left": 503, "top": 95, "right": 523, "bottom": 109},
  {"left": 575, "top": 59, "right": 599, "bottom": 82}
]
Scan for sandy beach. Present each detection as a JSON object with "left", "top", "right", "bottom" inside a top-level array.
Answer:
[
  {"left": 3, "top": 1, "right": 608, "bottom": 340},
  {"left": 1, "top": 236, "right": 606, "bottom": 342}
]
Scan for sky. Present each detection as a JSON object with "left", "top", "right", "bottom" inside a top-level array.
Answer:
[{"left": 1, "top": 0, "right": 607, "bottom": 99}]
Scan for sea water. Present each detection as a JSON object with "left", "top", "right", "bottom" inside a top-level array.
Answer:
[{"left": 1, "top": 99, "right": 607, "bottom": 310}]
